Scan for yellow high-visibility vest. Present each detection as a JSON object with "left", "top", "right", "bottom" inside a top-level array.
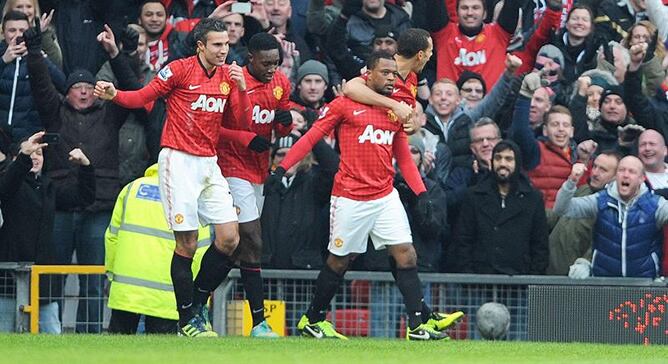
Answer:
[{"left": 105, "top": 164, "right": 212, "bottom": 320}]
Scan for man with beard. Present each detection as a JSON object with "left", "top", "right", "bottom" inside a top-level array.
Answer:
[
  {"left": 554, "top": 156, "right": 668, "bottom": 278},
  {"left": 547, "top": 151, "right": 621, "bottom": 276},
  {"left": 453, "top": 140, "right": 549, "bottom": 275}
]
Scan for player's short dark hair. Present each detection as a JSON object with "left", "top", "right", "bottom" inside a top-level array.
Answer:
[
  {"left": 397, "top": 28, "right": 430, "bottom": 58},
  {"left": 2, "top": 10, "right": 28, "bottom": 31},
  {"left": 192, "top": 17, "right": 227, "bottom": 45},
  {"left": 366, "top": 50, "right": 396, "bottom": 70},
  {"left": 248, "top": 32, "right": 281, "bottom": 54}
]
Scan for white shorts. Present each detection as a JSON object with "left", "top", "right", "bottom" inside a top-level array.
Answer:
[
  {"left": 227, "top": 177, "right": 265, "bottom": 223},
  {"left": 328, "top": 189, "right": 413, "bottom": 256},
  {"left": 158, "top": 148, "right": 238, "bottom": 231}
]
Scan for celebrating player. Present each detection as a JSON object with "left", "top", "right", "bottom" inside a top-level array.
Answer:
[
  {"left": 94, "top": 18, "right": 251, "bottom": 337},
  {"left": 267, "top": 51, "right": 450, "bottom": 340},
  {"left": 343, "top": 28, "right": 434, "bottom": 133},
  {"left": 216, "top": 32, "right": 293, "bottom": 337}
]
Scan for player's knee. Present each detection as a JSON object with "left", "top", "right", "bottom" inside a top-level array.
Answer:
[
  {"left": 215, "top": 229, "right": 240, "bottom": 255},
  {"left": 393, "top": 245, "right": 417, "bottom": 269},
  {"left": 326, "top": 254, "right": 353, "bottom": 275},
  {"left": 174, "top": 232, "right": 198, "bottom": 257}
]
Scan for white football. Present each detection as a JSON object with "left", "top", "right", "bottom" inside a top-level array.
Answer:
[{"left": 476, "top": 302, "right": 510, "bottom": 340}]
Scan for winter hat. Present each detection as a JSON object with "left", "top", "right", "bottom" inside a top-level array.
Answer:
[
  {"left": 456, "top": 70, "right": 487, "bottom": 95},
  {"left": 590, "top": 75, "right": 611, "bottom": 90},
  {"left": 600, "top": 85, "right": 625, "bottom": 108},
  {"left": 65, "top": 69, "right": 95, "bottom": 92},
  {"left": 297, "top": 60, "right": 329, "bottom": 85},
  {"left": 272, "top": 134, "right": 299, "bottom": 158},
  {"left": 408, "top": 135, "right": 425, "bottom": 156},
  {"left": 536, "top": 44, "right": 565, "bottom": 67},
  {"left": 374, "top": 25, "right": 399, "bottom": 41}
]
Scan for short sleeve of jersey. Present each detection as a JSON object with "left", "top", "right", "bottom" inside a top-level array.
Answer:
[{"left": 150, "top": 59, "right": 186, "bottom": 97}]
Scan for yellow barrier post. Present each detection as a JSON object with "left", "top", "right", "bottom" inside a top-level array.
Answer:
[{"left": 26, "top": 265, "right": 106, "bottom": 334}]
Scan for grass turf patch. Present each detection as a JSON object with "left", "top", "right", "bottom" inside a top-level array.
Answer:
[{"left": 0, "top": 335, "right": 666, "bottom": 364}]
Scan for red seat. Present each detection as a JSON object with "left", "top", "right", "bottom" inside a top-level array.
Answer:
[{"left": 326, "top": 309, "right": 370, "bottom": 337}]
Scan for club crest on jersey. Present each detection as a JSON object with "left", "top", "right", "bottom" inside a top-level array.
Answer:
[
  {"left": 157, "top": 66, "right": 173, "bottom": 81},
  {"left": 387, "top": 109, "right": 398, "bottom": 123},
  {"left": 191, "top": 95, "right": 227, "bottom": 112},
  {"left": 475, "top": 34, "right": 487, "bottom": 43},
  {"left": 273, "top": 86, "right": 284, "bottom": 100},
  {"left": 410, "top": 85, "right": 418, "bottom": 98},
  {"left": 219, "top": 81, "right": 231, "bottom": 95},
  {"left": 454, "top": 48, "right": 487, "bottom": 66},
  {"left": 358, "top": 125, "right": 395, "bottom": 145}
]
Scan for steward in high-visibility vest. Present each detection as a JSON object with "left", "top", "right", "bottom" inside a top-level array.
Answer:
[{"left": 105, "top": 164, "right": 212, "bottom": 333}]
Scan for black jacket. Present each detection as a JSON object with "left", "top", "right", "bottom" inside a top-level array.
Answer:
[
  {"left": 0, "top": 152, "right": 95, "bottom": 300},
  {"left": 261, "top": 141, "right": 339, "bottom": 269},
  {"left": 27, "top": 52, "right": 129, "bottom": 212},
  {"left": 0, "top": 42, "right": 66, "bottom": 143},
  {"left": 549, "top": 32, "right": 602, "bottom": 84},
  {"left": 453, "top": 170, "right": 549, "bottom": 275}
]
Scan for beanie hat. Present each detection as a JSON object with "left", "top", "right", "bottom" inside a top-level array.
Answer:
[
  {"left": 456, "top": 70, "right": 487, "bottom": 95},
  {"left": 537, "top": 44, "right": 565, "bottom": 67},
  {"left": 374, "top": 25, "right": 398, "bottom": 41},
  {"left": 600, "top": 85, "right": 625, "bottom": 108},
  {"left": 297, "top": 60, "right": 329, "bottom": 85},
  {"left": 408, "top": 135, "right": 425, "bottom": 156},
  {"left": 65, "top": 69, "right": 95, "bottom": 92},
  {"left": 590, "top": 75, "right": 611, "bottom": 90},
  {"left": 272, "top": 134, "right": 299, "bottom": 158}
]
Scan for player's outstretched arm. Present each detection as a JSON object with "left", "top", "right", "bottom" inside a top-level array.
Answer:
[
  {"left": 94, "top": 80, "right": 161, "bottom": 109},
  {"left": 393, "top": 132, "right": 426, "bottom": 196},
  {"left": 342, "top": 77, "right": 413, "bottom": 121}
]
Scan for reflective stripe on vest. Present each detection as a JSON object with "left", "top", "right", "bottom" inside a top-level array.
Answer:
[
  {"left": 108, "top": 223, "right": 211, "bottom": 248},
  {"left": 111, "top": 273, "right": 174, "bottom": 292}
]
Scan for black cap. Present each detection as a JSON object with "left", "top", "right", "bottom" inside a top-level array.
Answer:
[
  {"left": 600, "top": 85, "right": 625, "bottom": 108},
  {"left": 456, "top": 70, "right": 487, "bottom": 95},
  {"left": 374, "top": 25, "right": 398, "bottom": 41},
  {"left": 65, "top": 69, "right": 95, "bottom": 92}
]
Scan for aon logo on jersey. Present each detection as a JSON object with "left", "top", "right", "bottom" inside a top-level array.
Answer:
[
  {"left": 191, "top": 95, "right": 227, "bottom": 113},
  {"left": 358, "top": 125, "right": 395, "bottom": 144},
  {"left": 454, "top": 49, "right": 487, "bottom": 66},
  {"left": 253, "top": 105, "right": 275, "bottom": 124}
]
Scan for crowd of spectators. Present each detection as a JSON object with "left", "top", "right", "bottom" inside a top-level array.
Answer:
[{"left": 2, "top": 0, "right": 668, "bottom": 332}]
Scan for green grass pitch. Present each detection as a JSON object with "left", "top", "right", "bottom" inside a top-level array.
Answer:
[{"left": 0, "top": 335, "right": 666, "bottom": 364}]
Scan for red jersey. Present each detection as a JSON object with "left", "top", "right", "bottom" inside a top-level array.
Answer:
[
  {"left": 217, "top": 68, "right": 292, "bottom": 183},
  {"left": 280, "top": 97, "right": 426, "bottom": 201},
  {"left": 432, "top": 23, "right": 511, "bottom": 88},
  {"left": 113, "top": 56, "right": 251, "bottom": 157}
]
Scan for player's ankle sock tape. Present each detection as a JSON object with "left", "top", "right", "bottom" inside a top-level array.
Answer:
[
  {"left": 193, "top": 244, "right": 234, "bottom": 306},
  {"left": 171, "top": 253, "right": 195, "bottom": 324},
  {"left": 307, "top": 264, "right": 343, "bottom": 323},
  {"left": 240, "top": 261, "right": 265, "bottom": 327},
  {"left": 395, "top": 266, "right": 423, "bottom": 330}
]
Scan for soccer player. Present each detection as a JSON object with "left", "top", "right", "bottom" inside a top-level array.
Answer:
[
  {"left": 343, "top": 27, "right": 465, "bottom": 331},
  {"left": 94, "top": 18, "right": 251, "bottom": 337},
  {"left": 267, "top": 51, "right": 448, "bottom": 340},
  {"left": 343, "top": 28, "right": 433, "bottom": 133},
  {"left": 216, "top": 32, "right": 293, "bottom": 337}
]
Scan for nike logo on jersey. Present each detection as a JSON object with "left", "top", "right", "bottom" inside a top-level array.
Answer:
[
  {"left": 188, "top": 84, "right": 201, "bottom": 90},
  {"left": 247, "top": 89, "right": 256, "bottom": 94},
  {"left": 353, "top": 109, "right": 366, "bottom": 116},
  {"left": 304, "top": 325, "right": 324, "bottom": 339},
  {"left": 392, "top": 88, "right": 400, "bottom": 94}
]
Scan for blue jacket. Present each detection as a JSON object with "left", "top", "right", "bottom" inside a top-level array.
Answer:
[
  {"left": 0, "top": 41, "right": 66, "bottom": 142},
  {"left": 593, "top": 190, "right": 662, "bottom": 278}
]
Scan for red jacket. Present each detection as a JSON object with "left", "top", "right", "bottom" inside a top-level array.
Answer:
[{"left": 527, "top": 141, "right": 576, "bottom": 209}]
